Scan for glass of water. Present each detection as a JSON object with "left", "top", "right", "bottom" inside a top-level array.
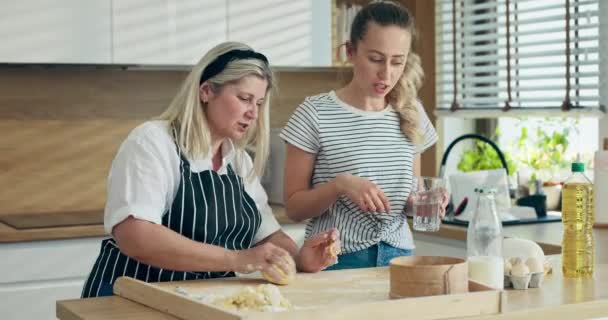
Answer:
[{"left": 411, "top": 176, "right": 447, "bottom": 232}]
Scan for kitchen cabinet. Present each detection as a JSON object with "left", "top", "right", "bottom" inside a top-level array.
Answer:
[
  {"left": 227, "top": 0, "right": 332, "bottom": 66},
  {"left": 0, "top": 237, "right": 104, "bottom": 320},
  {"left": 0, "top": 0, "right": 112, "bottom": 63},
  {"left": 112, "top": 0, "right": 227, "bottom": 65},
  {"left": 0, "top": 224, "right": 304, "bottom": 320},
  {"left": 0, "top": 0, "right": 332, "bottom": 66}
]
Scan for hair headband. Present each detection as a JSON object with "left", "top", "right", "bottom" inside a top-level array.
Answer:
[{"left": 200, "top": 49, "right": 269, "bottom": 84}]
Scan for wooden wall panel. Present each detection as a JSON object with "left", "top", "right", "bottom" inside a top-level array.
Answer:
[
  {"left": 0, "top": 119, "right": 139, "bottom": 228},
  {"left": 0, "top": 68, "right": 185, "bottom": 120},
  {"left": 0, "top": 67, "right": 346, "bottom": 228},
  {"left": 271, "top": 69, "right": 348, "bottom": 127}
]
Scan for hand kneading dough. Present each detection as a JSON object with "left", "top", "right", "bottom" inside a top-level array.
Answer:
[{"left": 262, "top": 255, "right": 296, "bottom": 285}]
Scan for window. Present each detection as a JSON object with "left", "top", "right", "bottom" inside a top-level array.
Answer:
[
  {"left": 435, "top": 0, "right": 601, "bottom": 114},
  {"left": 435, "top": 0, "right": 604, "bottom": 181}
]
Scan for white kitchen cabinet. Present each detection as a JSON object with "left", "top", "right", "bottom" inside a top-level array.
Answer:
[
  {"left": 227, "top": 0, "right": 332, "bottom": 66},
  {"left": 413, "top": 232, "right": 467, "bottom": 258},
  {"left": 112, "top": 0, "right": 227, "bottom": 65},
  {"left": 0, "top": 237, "right": 104, "bottom": 320},
  {"left": 0, "top": 223, "right": 305, "bottom": 320},
  {"left": 0, "top": 0, "right": 112, "bottom": 63}
]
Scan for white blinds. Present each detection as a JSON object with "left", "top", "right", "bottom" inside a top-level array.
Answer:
[{"left": 435, "top": 0, "right": 601, "bottom": 112}]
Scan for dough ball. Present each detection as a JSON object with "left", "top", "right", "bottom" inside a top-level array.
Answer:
[{"left": 262, "top": 255, "right": 296, "bottom": 285}]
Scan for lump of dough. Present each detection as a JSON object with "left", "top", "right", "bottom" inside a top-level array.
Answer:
[
  {"left": 262, "top": 255, "right": 296, "bottom": 285},
  {"left": 211, "top": 284, "right": 292, "bottom": 312},
  {"left": 328, "top": 240, "right": 338, "bottom": 258}
]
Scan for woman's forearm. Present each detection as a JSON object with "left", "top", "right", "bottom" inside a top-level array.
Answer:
[
  {"left": 113, "top": 217, "right": 235, "bottom": 272},
  {"left": 285, "top": 176, "right": 343, "bottom": 221}
]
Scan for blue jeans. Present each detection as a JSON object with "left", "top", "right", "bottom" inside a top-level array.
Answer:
[{"left": 325, "top": 242, "right": 413, "bottom": 270}]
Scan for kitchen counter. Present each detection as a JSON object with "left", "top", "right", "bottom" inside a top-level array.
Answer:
[
  {"left": 0, "top": 221, "right": 106, "bottom": 243},
  {"left": 56, "top": 255, "right": 608, "bottom": 320},
  {"left": 0, "top": 205, "right": 302, "bottom": 243}
]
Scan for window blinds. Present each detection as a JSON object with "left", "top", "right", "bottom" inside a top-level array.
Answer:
[{"left": 435, "top": 0, "right": 601, "bottom": 113}]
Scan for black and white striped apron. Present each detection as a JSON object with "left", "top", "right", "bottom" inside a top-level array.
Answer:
[{"left": 82, "top": 147, "right": 261, "bottom": 298}]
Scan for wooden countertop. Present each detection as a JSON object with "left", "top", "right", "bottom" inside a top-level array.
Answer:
[
  {"left": 57, "top": 256, "right": 608, "bottom": 320},
  {"left": 0, "top": 205, "right": 301, "bottom": 243},
  {"left": 0, "top": 221, "right": 106, "bottom": 243}
]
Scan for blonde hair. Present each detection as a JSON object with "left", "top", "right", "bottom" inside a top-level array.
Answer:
[
  {"left": 158, "top": 42, "right": 274, "bottom": 180},
  {"left": 350, "top": 0, "right": 424, "bottom": 144}
]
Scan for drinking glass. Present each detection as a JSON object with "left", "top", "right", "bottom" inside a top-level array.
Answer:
[{"left": 411, "top": 176, "right": 447, "bottom": 232}]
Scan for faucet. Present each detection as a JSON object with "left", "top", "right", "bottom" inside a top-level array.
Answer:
[
  {"left": 439, "top": 133, "right": 509, "bottom": 178},
  {"left": 438, "top": 133, "right": 510, "bottom": 218}
]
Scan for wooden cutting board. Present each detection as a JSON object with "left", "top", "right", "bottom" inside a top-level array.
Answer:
[{"left": 114, "top": 267, "right": 502, "bottom": 320}]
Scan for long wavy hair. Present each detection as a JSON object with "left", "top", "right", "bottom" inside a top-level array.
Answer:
[
  {"left": 350, "top": 0, "right": 424, "bottom": 144},
  {"left": 158, "top": 42, "right": 274, "bottom": 180}
]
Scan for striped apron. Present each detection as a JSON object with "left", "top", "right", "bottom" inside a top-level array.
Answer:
[{"left": 82, "top": 149, "right": 261, "bottom": 298}]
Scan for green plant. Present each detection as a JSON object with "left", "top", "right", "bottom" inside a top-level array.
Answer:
[
  {"left": 512, "top": 118, "right": 575, "bottom": 182},
  {"left": 457, "top": 131, "right": 518, "bottom": 176}
]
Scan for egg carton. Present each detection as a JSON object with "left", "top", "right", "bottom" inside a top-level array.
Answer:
[
  {"left": 503, "top": 256, "right": 550, "bottom": 290},
  {"left": 504, "top": 271, "right": 544, "bottom": 290}
]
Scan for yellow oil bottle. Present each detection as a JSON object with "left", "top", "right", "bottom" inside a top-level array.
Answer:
[{"left": 561, "top": 162, "right": 594, "bottom": 278}]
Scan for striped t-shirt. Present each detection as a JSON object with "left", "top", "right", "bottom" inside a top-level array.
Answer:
[{"left": 280, "top": 91, "right": 438, "bottom": 253}]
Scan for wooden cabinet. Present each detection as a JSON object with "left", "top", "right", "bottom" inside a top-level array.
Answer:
[
  {"left": 0, "top": 0, "right": 112, "bottom": 64},
  {"left": 227, "top": 0, "right": 332, "bottom": 66},
  {"left": 112, "top": 0, "right": 227, "bottom": 65}
]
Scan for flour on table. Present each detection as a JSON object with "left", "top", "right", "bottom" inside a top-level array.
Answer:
[{"left": 174, "top": 284, "right": 293, "bottom": 312}]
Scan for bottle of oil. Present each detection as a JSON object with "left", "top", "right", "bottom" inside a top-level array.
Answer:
[{"left": 561, "top": 162, "right": 594, "bottom": 278}]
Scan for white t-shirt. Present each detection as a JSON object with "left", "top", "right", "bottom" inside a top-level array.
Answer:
[
  {"left": 280, "top": 91, "right": 438, "bottom": 252},
  {"left": 104, "top": 120, "right": 280, "bottom": 244}
]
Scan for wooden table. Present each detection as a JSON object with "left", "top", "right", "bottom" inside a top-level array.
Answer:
[{"left": 57, "top": 256, "right": 608, "bottom": 320}]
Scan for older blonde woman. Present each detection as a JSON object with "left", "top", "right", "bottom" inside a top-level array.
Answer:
[
  {"left": 281, "top": 1, "right": 439, "bottom": 270},
  {"left": 82, "top": 42, "right": 339, "bottom": 298}
]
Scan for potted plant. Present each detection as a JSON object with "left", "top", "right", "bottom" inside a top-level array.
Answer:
[{"left": 510, "top": 118, "right": 577, "bottom": 210}]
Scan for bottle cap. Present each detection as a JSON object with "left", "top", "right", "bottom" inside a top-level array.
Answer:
[{"left": 572, "top": 162, "right": 585, "bottom": 173}]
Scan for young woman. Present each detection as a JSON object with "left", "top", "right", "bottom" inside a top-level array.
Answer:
[
  {"left": 82, "top": 42, "right": 339, "bottom": 298},
  {"left": 281, "top": 1, "right": 444, "bottom": 270}
]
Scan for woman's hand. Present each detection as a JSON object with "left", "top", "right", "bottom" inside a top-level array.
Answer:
[
  {"left": 439, "top": 187, "right": 450, "bottom": 218},
  {"left": 336, "top": 174, "right": 391, "bottom": 213},
  {"left": 227, "top": 243, "right": 293, "bottom": 282},
  {"left": 296, "top": 228, "right": 341, "bottom": 273}
]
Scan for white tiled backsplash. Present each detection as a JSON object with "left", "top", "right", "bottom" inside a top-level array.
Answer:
[{"left": 260, "top": 128, "right": 285, "bottom": 205}]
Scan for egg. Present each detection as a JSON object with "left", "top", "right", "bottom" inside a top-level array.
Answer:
[
  {"left": 509, "top": 256, "right": 523, "bottom": 266},
  {"left": 504, "top": 260, "right": 512, "bottom": 275},
  {"left": 511, "top": 260, "right": 530, "bottom": 277},
  {"left": 525, "top": 256, "right": 544, "bottom": 273}
]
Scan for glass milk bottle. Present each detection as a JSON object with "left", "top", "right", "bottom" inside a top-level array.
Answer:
[{"left": 467, "top": 188, "right": 504, "bottom": 289}]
